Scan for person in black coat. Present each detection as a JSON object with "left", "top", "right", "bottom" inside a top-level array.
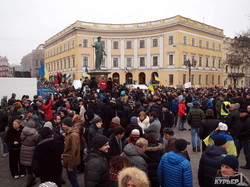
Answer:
[
  {"left": 144, "top": 133, "right": 164, "bottom": 187},
  {"left": 33, "top": 127, "right": 64, "bottom": 187},
  {"left": 124, "top": 116, "right": 143, "bottom": 138},
  {"left": 159, "top": 104, "right": 174, "bottom": 134},
  {"left": 198, "top": 135, "right": 227, "bottom": 187},
  {"left": 199, "top": 109, "right": 221, "bottom": 152},
  {"left": 108, "top": 127, "right": 125, "bottom": 160}
]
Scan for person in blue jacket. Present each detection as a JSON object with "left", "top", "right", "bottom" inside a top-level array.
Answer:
[{"left": 157, "top": 138, "right": 192, "bottom": 187}]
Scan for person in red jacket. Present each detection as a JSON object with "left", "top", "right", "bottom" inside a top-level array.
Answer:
[
  {"left": 177, "top": 99, "right": 187, "bottom": 131},
  {"left": 98, "top": 77, "right": 107, "bottom": 90},
  {"left": 42, "top": 95, "right": 54, "bottom": 121}
]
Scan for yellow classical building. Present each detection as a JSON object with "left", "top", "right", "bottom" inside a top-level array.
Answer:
[{"left": 44, "top": 15, "right": 224, "bottom": 87}]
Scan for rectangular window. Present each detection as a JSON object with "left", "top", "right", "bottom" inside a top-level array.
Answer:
[
  {"left": 60, "top": 46, "right": 62, "bottom": 53},
  {"left": 183, "top": 36, "right": 187, "bottom": 45},
  {"left": 199, "top": 56, "right": 202, "bottom": 67},
  {"left": 113, "top": 41, "right": 118, "bottom": 49},
  {"left": 72, "top": 40, "right": 75, "bottom": 48},
  {"left": 83, "top": 39, "right": 88, "bottom": 48},
  {"left": 218, "top": 75, "right": 221, "bottom": 84},
  {"left": 60, "top": 60, "right": 62, "bottom": 70},
  {"left": 212, "top": 57, "right": 215, "bottom": 68},
  {"left": 192, "top": 38, "right": 195, "bottom": 46},
  {"left": 212, "top": 43, "right": 215, "bottom": 50},
  {"left": 218, "top": 44, "right": 221, "bottom": 51},
  {"left": 199, "top": 75, "right": 202, "bottom": 85},
  {"left": 57, "top": 61, "right": 59, "bottom": 70},
  {"left": 83, "top": 56, "right": 88, "bottom": 67},
  {"left": 183, "top": 74, "right": 186, "bottom": 84},
  {"left": 206, "top": 57, "right": 209, "bottom": 67},
  {"left": 139, "top": 40, "right": 145, "bottom": 48},
  {"left": 101, "top": 41, "right": 105, "bottom": 49},
  {"left": 113, "top": 58, "right": 118, "bottom": 67},
  {"left": 192, "top": 75, "right": 194, "bottom": 85},
  {"left": 169, "top": 74, "right": 173, "bottom": 85},
  {"left": 140, "top": 57, "right": 145, "bottom": 66},
  {"left": 153, "top": 56, "right": 158, "bottom": 66},
  {"left": 126, "top": 41, "right": 132, "bottom": 49},
  {"left": 68, "top": 57, "right": 70, "bottom": 68},
  {"left": 218, "top": 58, "right": 221, "bottom": 68},
  {"left": 212, "top": 75, "right": 215, "bottom": 84},
  {"left": 169, "top": 54, "right": 173, "bottom": 65},
  {"left": 199, "top": 40, "right": 202, "bottom": 48},
  {"left": 72, "top": 56, "right": 75, "bottom": 67},
  {"left": 68, "top": 42, "right": 70, "bottom": 50},
  {"left": 206, "top": 75, "right": 209, "bottom": 85},
  {"left": 64, "top": 59, "right": 66, "bottom": 69},
  {"left": 126, "top": 57, "right": 132, "bottom": 67},
  {"left": 169, "top": 36, "right": 173, "bottom": 45},
  {"left": 64, "top": 44, "right": 66, "bottom": 51},
  {"left": 183, "top": 54, "right": 187, "bottom": 65},
  {"left": 153, "top": 39, "right": 158, "bottom": 47},
  {"left": 206, "top": 41, "right": 209, "bottom": 49}
]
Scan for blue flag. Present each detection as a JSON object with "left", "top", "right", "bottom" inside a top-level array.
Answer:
[
  {"left": 39, "top": 61, "right": 45, "bottom": 77},
  {"left": 85, "top": 66, "right": 89, "bottom": 73}
]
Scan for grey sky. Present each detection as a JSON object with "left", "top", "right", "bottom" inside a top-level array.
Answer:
[{"left": 0, "top": 0, "right": 249, "bottom": 64}]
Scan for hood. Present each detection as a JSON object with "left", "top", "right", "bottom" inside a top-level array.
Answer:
[
  {"left": 204, "top": 145, "right": 227, "bottom": 157},
  {"left": 123, "top": 143, "right": 148, "bottom": 159},
  {"left": 22, "top": 126, "right": 37, "bottom": 136},
  {"left": 85, "top": 149, "right": 105, "bottom": 162},
  {"left": 30, "top": 114, "right": 39, "bottom": 121},
  {"left": 67, "top": 126, "right": 79, "bottom": 134},
  {"left": 166, "top": 151, "right": 186, "bottom": 165},
  {"left": 145, "top": 143, "right": 163, "bottom": 152}
]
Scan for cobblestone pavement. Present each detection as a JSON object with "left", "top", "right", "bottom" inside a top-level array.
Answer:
[{"left": 0, "top": 123, "right": 249, "bottom": 187}]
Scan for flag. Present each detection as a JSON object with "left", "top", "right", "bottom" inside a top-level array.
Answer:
[
  {"left": 154, "top": 73, "right": 162, "bottom": 85},
  {"left": 66, "top": 74, "right": 72, "bottom": 81},
  {"left": 39, "top": 61, "right": 49, "bottom": 80},
  {"left": 148, "top": 79, "right": 154, "bottom": 93},
  {"left": 85, "top": 66, "right": 89, "bottom": 73},
  {"left": 44, "top": 68, "right": 49, "bottom": 81}
]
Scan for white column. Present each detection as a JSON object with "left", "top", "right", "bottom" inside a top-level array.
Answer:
[
  {"left": 160, "top": 35, "right": 164, "bottom": 68},
  {"left": 147, "top": 37, "right": 151, "bottom": 68},
  {"left": 120, "top": 39, "right": 125, "bottom": 69},
  {"left": 107, "top": 39, "right": 112, "bottom": 69},
  {"left": 133, "top": 39, "right": 138, "bottom": 68}
]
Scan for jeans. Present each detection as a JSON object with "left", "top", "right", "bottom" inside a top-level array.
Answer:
[
  {"left": 177, "top": 116, "right": 184, "bottom": 130},
  {"left": 238, "top": 140, "right": 250, "bottom": 168},
  {"left": 66, "top": 167, "right": 79, "bottom": 187},
  {"left": 191, "top": 128, "right": 201, "bottom": 148},
  {"left": 0, "top": 131, "right": 8, "bottom": 154}
]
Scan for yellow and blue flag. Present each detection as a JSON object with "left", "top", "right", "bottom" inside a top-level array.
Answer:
[
  {"left": 39, "top": 61, "right": 49, "bottom": 80},
  {"left": 148, "top": 79, "right": 154, "bottom": 93},
  {"left": 154, "top": 73, "right": 162, "bottom": 85}
]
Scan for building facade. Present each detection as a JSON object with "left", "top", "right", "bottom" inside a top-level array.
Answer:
[
  {"left": 21, "top": 44, "right": 44, "bottom": 78},
  {"left": 0, "top": 56, "right": 9, "bottom": 77},
  {"left": 44, "top": 15, "right": 224, "bottom": 87}
]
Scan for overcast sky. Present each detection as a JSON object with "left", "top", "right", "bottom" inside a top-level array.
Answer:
[{"left": 0, "top": 0, "right": 249, "bottom": 65}]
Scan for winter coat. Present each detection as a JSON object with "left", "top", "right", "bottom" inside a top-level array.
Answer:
[
  {"left": 5, "top": 126, "right": 23, "bottom": 150},
  {"left": 62, "top": 126, "right": 81, "bottom": 168},
  {"left": 33, "top": 138, "right": 64, "bottom": 180},
  {"left": 85, "top": 149, "right": 109, "bottom": 187},
  {"left": 226, "top": 109, "right": 240, "bottom": 136},
  {"left": 108, "top": 134, "right": 123, "bottom": 158},
  {"left": 160, "top": 110, "right": 174, "bottom": 132},
  {"left": 20, "top": 123, "right": 39, "bottom": 166},
  {"left": 237, "top": 115, "right": 250, "bottom": 141},
  {"left": 0, "top": 110, "right": 8, "bottom": 132},
  {"left": 177, "top": 102, "right": 186, "bottom": 116},
  {"left": 122, "top": 143, "right": 149, "bottom": 174},
  {"left": 198, "top": 145, "right": 227, "bottom": 187},
  {"left": 137, "top": 116, "right": 150, "bottom": 133},
  {"left": 145, "top": 143, "right": 164, "bottom": 186},
  {"left": 170, "top": 99, "right": 179, "bottom": 113},
  {"left": 187, "top": 107, "right": 205, "bottom": 128},
  {"left": 157, "top": 151, "right": 193, "bottom": 187},
  {"left": 42, "top": 99, "right": 53, "bottom": 121},
  {"left": 164, "top": 136, "right": 177, "bottom": 153},
  {"left": 199, "top": 116, "right": 221, "bottom": 140},
  {"left": 74, "top": 120, "right": 86, "bottom": 150},
  {"left": 144, "top": 118, "right": 161, "bottom": 139},
  {"left": 88, "top": 121, "right": 104, "bottom": 149}
]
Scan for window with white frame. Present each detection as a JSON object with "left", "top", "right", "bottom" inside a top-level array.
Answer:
[
  {"left": 83, "top": 56, "right": 88, "bottom": 67},
  {"left": 139, "top": 40, "right": 145, "bottom": 48},
  {"left": 212, "top": 57, "right": 215, "bottom": 68},
  {"left": 206, "top": 41, "right": 209, "bottom": 49},
  {"left": 140, "top": 57, "right": 145, "bottom": 66},
  {"left": 183, "top": 36, "right": 187, "bottom": 45},
  {"left": 126, "top": 41, "right": 132, "bottom": 49},
  {"left": 183, "top": 54, "right": 187, "bottom": 65},
  {"left": 169, "top": 54, "right": 174, "bottom": 65},
  {"left": 206, "top": 57, "right": 209, "bottom": 67},
  {"left": 126, "top": 57, "right": 132, "bottom": 67},
  {"left": 199, "top": 56, "right": 202, "bottom": 67},
  {"left": 169, "top": 74, "right": 173, "bottom": 85},
  {"left": 83, "top": 39, "right": 88, "bottom": 48},
  {"left": 199, "top": 40, "right": 202, "bottom": 48},
  {"left": 113, "top": 57, "right": 118, "bottom": 67},
  {"left": 169, "top": 36, "right": 174, "bottom": 45},
  {"left": 72, "top": 56, "right": 75, "bottom": 67},
  {"left": 153, "top": 56, "right": 158, "bottom": 66},
  {"left": 192, "top": 38, "right": 195, "bottom": 46},
  {"left": 113, "top": 41, "right": 118, "bottom": 49},
  {"left": 153, "top": 39, "right": 158, "bottom": 47}
]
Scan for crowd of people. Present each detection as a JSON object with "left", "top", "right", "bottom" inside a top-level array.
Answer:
[{"left": 0, "top": 77, "right": 250, "bottom": 187}]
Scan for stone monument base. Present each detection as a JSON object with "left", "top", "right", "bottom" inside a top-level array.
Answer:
[{"left": 88, "top": 70, "right": 111, "bottom": 82}]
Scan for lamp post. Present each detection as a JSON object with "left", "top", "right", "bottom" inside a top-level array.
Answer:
[{"left": 184, "top": 58, "right": 197, "bottom": 83}]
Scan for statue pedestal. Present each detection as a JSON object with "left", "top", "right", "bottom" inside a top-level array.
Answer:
[{"left": 88, "top": 70, "right": 111, "bottom": 82}]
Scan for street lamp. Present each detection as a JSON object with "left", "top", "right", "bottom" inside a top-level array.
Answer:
[{"left": 184, "top": 58, "right": 197, "bottom": 83}]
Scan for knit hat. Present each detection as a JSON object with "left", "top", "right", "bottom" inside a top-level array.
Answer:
[
  {"left": 214, "top": 135, "right": 227, "bottom": 146},
  {"left": 62, "top": 117, "right": 73, "bottom": 127},
  {"left": 92, "top": 116, "right": 102, "bottom": 124},
  {"left": 39, "top": 181, "right": 58, "bottom": 187},
  {"left": 221, "top": 155, "right": 239, "bottom": 171},
  {"left": 130, "top": 116, "right": 138, "bottom": 124},
  {"left": 111, "top": 116, "right": 120, "bottom": 125},
  {"left": 110, "top": 98, "right": 116, "bottom": 104},
  {"left": 92, "top": 134, "right": 109, "bottom": 149},
  {"left": 120, "top": 91, "right": 126, "bottom": 95},
  {"left": 44, "top": 121, "right": 53, "bottom": 130},
  {"left": 218, "top": 122, "right": 228, "bottom": 131},
  {"left": 39, "top": 127, "right": 53, "bottom": 139},
  {"left": 174, "top": 138, "right": 188, "bottom": 152},
  {"left": 193, "top": 101, "right": 200, "bottom": 107},
  {"left": 130, "top": 129, "right": 140, "bottom": 137},
  {"left": 163, "top": 128, "right": 174, "bottom": 136}
]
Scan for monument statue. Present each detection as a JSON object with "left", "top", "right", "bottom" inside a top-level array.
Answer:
[{"left": 92, "top": 36, "right": 106, "bottom": 70}]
